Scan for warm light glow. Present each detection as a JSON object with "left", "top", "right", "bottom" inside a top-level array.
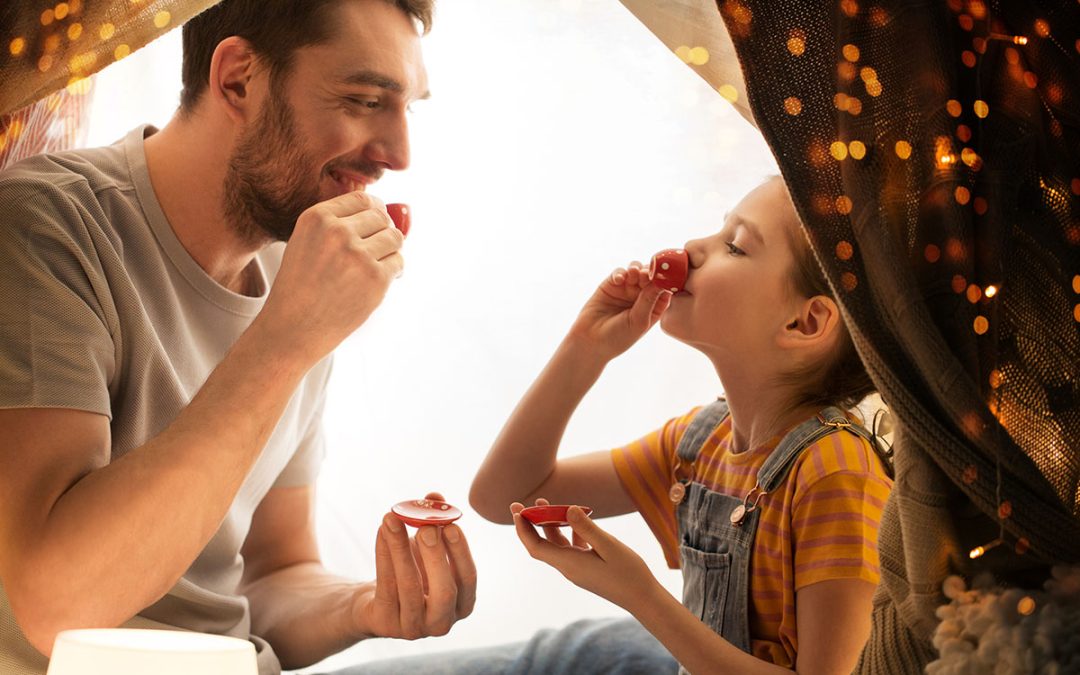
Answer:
[
  {"left": 8, "top": 37, "right": 26, "bottom": 56},
  {"left": 969, "top": 538, "right": 1002, "bottom": 559},
  {"left": 100, "top": 23, "right": 116, "bottom": 40},
  {"left": 842, "top": 44, "right": 860, "bottom": 62},
  {"left": 895, "top": 140, "right": 912, "bottom": 159},
  {"left": 47, "top": 629, "right": 257, "bottom": 675},
  {"left": 835, "top": 240, "right": 854, "bottom": 259},
  {"left": 835, "top": 196, "right": 853, "bottom": 215},
  {"left": 787, "top": 35, "right": 806, "bottom": 56},
  {"left": 1017, "top": 597, "right": 1036, "bottom": 616},
  {"left": 687, "top": 46, "right": 709, "bottom": 66},
  {"left": 984, "top": 285, "right": 998, "bottom": 298},
  {"left": 717, "top": 84, "right": 739, "bottom": 103},
  {"left": 784, "top": 96, "right": 802, "bottom": 115},
  {"left": 955, "top": 186, "right": 971, "bottom": 204},
  {"left": 848, "top": 140, "right": 866, "bottom": 159},
  {"left": 946, "top": 99, "right": 962, "bottom": 117},
  {"left": 973, "top": 315, "right": 989, "bottom": 334},
  {"left": 55, "top": 2, "right": 71, "bottom": 20},
  {"left": 114, "top": 44, "right": 131, "bottom": 60},
  {"left": 154, "top": 11, "right": 172, "bottom": 28},
  {"left": 973, "top": 100, "right": 989, "bottom": 118},
  {"left": 830, "top": 141, "right": 848, "bottom": 160}
]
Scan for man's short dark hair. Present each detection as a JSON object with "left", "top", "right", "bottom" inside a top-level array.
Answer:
[{"left": 179, "top": 0, "right": 433, "bottom": 113}]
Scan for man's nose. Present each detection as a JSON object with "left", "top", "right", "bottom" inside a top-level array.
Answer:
[{"left": 366, "top": 111, "right": 411, "bottom": 171}]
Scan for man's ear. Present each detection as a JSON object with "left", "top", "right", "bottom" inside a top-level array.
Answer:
[
  {"left": 207, "top": 37, "right": 260, "bottom": 124},
  {"left": 778, "top": 295, "right": 841, "bottom": 349}
]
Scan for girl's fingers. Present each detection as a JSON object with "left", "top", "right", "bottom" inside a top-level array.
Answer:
[{"left": 565, "top": 506, "right": 613, "bottom": 556}]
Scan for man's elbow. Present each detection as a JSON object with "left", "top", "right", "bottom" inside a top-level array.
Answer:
[{"left": 5, "top": 574, "right": 73, "bottom": 658}]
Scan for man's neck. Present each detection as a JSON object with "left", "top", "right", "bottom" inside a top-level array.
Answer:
[{"left": 143, "top": 115, "right": 261, "bottom": 295}]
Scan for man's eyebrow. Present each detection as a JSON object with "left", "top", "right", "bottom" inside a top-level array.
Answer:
[{"left": 340, "top": 70, "right": 431, "bottom": 100}]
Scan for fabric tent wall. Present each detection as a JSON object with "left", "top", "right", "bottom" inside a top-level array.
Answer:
[{"left": 699, "top": 0, "right": 1079, "bottom": 669}]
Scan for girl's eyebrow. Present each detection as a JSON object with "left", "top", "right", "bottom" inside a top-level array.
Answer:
[{"left": 729, "top": 214, "right": 766, "bottom": 246}]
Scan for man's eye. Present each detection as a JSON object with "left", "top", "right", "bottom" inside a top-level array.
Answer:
[
  {"left": 726, "top": 241, "right": 745, "bottom": 256},
  {"left": 345, "top": 97, "right": 380, "bottom": 110}
]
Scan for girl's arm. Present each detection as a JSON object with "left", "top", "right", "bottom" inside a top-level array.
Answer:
[
  {"left": 514, "top": 505, "right": 874, "bottom": 675},
  {"left": 470, "top": 264, "right": 672, "bottom": 524}
]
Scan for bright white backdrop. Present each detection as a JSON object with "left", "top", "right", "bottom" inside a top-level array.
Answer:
[{"left": 85, "top": 0, "right": 779, "bottom": 670}]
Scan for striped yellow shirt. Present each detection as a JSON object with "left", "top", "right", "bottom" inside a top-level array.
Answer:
[{"left": 611, "top": 407, "right": 892, "bottom": 667}]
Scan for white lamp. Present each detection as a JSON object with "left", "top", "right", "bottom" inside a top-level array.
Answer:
[{"left": 47, "top": 628, "right": 258, "bottom": 675}]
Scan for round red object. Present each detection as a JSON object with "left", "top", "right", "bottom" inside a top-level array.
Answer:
[
  {"left": 648, "top": 248, "right": 689, "bottom": 292},
  {"left": 519, "top": 504, "right": 593, "bottom": 527},
  {"left": 391, "top": 498, "right": 462, "bottom": 528},
  {"left": 387, "top": 203, "right": 411, "bottom": 238}
]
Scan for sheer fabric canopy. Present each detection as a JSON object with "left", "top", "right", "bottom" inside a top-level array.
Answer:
[
  {"left": 621, "top": 0, "right": 1079, "bottom": 668},
  {"left": 3, "top": 0, "right": 1078, "bottom": 669}
]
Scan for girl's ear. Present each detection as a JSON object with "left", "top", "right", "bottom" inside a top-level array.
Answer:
[
  {"left": 207, "top": 36, "right": 260, "bottom": 124},
  {"left": 778, "top": 295, "right": 841, "bottom": 349}
]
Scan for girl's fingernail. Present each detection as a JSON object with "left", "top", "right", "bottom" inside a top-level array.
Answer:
[
  {"left": 444, "top": 525, "right": 461, "bottom": 543},
  {"left": 385, "top": 514, "right": 402, "bottom": 533},
  {"left": 420, "top": 527, "right": 439, "bottom": 546}
]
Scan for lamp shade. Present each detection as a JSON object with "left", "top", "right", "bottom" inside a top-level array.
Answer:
[{"left": 47, "top": 629, "right": 257, "bottom": 675}]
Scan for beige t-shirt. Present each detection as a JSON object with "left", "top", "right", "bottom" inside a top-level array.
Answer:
[{"left": 0, "top": 126, "right": 332, "bottom": 675}]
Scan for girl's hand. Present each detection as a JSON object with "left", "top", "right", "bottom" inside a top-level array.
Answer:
[
  {"left": 510, "top": 499, "right": 659, "bottom": 613},
  {"left": 566, "top": 263, "right": 672, "bottom": 361}
]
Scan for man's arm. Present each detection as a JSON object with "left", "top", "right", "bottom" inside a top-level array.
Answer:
[
  {"left": 0, "top": 326, "right": 309, "bottom": 656},
  {"left": 0, "top": 192, "right": 403, "bottom": 656},
  {"left": 240, "top": 486, "right": 477, "bottom": 670}
]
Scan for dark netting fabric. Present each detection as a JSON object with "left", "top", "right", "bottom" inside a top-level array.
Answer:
[{"left": 715, "top": 0, "right": 1079, "bottom": 668}]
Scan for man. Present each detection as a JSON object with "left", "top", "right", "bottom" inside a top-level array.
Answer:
[{"left": 0, "top": 1, "right": 477, "bottom": 674}]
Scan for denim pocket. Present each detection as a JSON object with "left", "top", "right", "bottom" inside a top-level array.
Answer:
[{"left": 679, "top": 544, "right": 732, "bottom": 636}]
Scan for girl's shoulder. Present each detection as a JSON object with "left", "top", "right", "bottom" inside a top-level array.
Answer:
[{"left": 789, "top": 426, "right": 892, "bottom": 488}]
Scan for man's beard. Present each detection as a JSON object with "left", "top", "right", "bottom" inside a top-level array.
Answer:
[{"left": 222, "top": 89, "right": 321, "bottom": 244}]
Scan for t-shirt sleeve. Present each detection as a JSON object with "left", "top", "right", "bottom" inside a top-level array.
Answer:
[
  {"left": 789, "top": 432, "right": 892, "bottom": 589},
  {"left": 272, "top": 356, "right": 333, "bottom": 488},
  {"left": 0, "top": 178, "right": 115, "bottom": 417},
  {"left": 611, "top": 407, "right": 702, "bottom": 569}
]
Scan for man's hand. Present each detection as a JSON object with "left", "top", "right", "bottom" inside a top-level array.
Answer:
[
  {"left": 511, "top": 499, "right": 659, "bottom": 613},
  {"left": 258, "top": 191, "right": 404, "bottom": 367},
  {"left": 352, "top": 492, "right": 477, "bottom": 640}
]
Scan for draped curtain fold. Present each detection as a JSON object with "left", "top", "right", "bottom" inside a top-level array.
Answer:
[
  {"left": 3, "top": 0, "right": 1078, "bottom": 668},
  {"left": 621, "top": 0, "right": 1079, "bottom": 667}
]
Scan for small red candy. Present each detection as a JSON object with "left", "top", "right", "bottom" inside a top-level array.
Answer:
[
  {"left": 648, "top": 248, "right": 689, "bottom": 292},
  {"left": 387, "top": 203, "right": 411, "bottom": 238}
]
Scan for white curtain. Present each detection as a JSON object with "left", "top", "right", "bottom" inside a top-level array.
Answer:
[{"left": 73, "top": 0, "right": 778, "bottom": 669}]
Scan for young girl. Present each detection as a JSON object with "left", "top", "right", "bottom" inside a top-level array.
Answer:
[{"left": 470, "top": 176, "right": 893, "bottom": 674}]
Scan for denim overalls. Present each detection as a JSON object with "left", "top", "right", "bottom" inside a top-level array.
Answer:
[{"left": 671, "top": 398, "right": 883, "bottom": 672}]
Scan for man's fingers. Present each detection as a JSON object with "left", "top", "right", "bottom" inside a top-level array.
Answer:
[
  {"left": 443, "top": 524, "right": 477, "bottom": 619},
  {"left": 315, "top": 190, "right": 383, "bottom": 218},
  {"left": 414, "top": 526, "right": 457, "bottom": 636},
  {"left": 374, "top": 525, "right": 400, "bottom": 608},
  {"left": 382, "top": 514, "right": 426, "bottom": 638}
]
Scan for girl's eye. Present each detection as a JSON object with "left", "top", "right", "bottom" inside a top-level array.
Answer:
[{"left": 725, "top": 241, "right": 745, "bottom": 256}]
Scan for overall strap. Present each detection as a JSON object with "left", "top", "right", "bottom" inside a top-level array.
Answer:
[
  {"left": 674, "top": 398, "right": 730, "bottom": 464},
  {"left": 756, "top": 406, "right": 876, "bottom": 492}
]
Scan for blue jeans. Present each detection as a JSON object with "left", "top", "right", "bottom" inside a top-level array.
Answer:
[{"left": 327, "top": 617, "right": 677, "bottom": 675}]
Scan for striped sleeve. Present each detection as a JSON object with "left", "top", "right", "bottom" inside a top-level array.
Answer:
[
  {"left": 789, "top": 431, "right": 892, "bottom": 589},
  {"left": 610, "top": 408, "right": 701, "bottom": 569}
]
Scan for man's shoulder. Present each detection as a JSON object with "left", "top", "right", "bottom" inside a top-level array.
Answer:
[{"left": 0, "top": 141, "right": 133, "bottom": 212}]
